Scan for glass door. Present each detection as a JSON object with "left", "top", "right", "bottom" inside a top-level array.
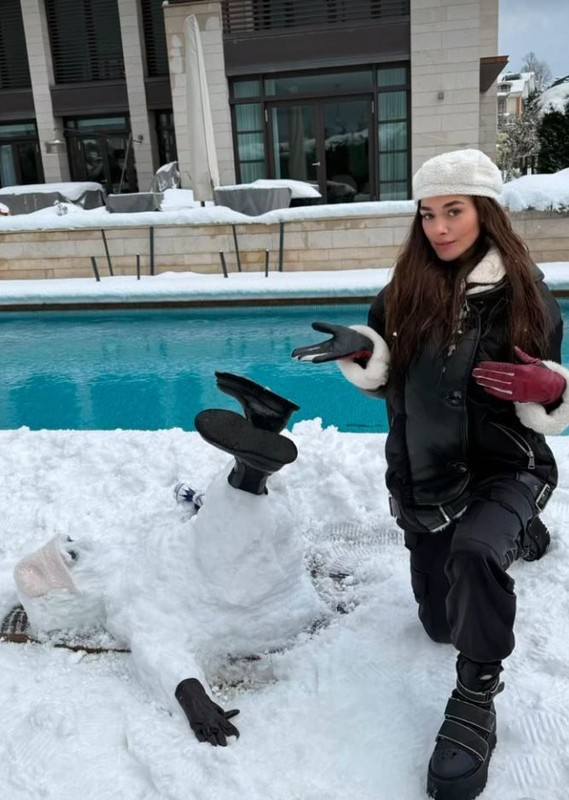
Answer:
[
  {"left": 270, "top": 104, "right": 319, "bottom": 188},
  {"left": 269, "top": 97, "right": 372, "bottom": 203},
  {"left": 322, "top": 98, "right": 372, "bottom": 202},
  {"left": 68, "top": 133, "right": 138, "bottom": 194}
]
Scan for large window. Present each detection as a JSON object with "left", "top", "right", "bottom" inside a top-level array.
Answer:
[
  {"left": 0, "top": 0, "right": 32, "bottom": 90},
  {"left": 377, "top": 66, "right": 409, "bottom": 200},
  {"left": 230, "top": 64, "right": 410, "bottom": 201},
  {"left": 46, "top": 0, "right": 125, "bottom": 84},
  {"left": 234, "top": 107, "right": 266, "bottom": 183}
]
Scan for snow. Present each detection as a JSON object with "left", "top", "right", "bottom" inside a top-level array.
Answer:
[
  {"left": 0, "top": 196, "right": 417, "bottom": 232},
  {"left": 250, "top": 178, "right": 322, "bottom": 198},
  {"left": 497, "top": 72, "right": 535, "bottom": 98},
  {"left": 1, "top": 171, "right": 569, "bottom": 229},
  {"left": 0, "top": 213, "right": 567, "bottom": 798},
  {"left": 537, "top": 78, "right": 569, "bottom": 116},
  {"left": 0, "top": 262, "right": 567, "bottom": 308},
  {"left": 0, "top": 420, "right": 568, "bottom": 800},
  {"left": 500, "top": 168, "right": 569, "bottom": 212},
  {"left": 216, "top": 179, "right": 322, "bottom": 199}
]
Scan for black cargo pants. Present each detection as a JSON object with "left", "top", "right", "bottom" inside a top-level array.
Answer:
[{"left": 404, "top": 476, "right": 539, "bottom": 664}]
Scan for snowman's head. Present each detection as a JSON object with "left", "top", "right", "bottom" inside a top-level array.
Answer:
[{"left": 14, "top": 534, "right": 107, "bottom": 635}]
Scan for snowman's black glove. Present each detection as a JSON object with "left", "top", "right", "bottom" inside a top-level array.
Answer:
[
  {"left": 291, "top": 322, "right": 373, "bottom": 364},
  {"left": 175, "top": 678, "right": 240, "bottom": 746}
]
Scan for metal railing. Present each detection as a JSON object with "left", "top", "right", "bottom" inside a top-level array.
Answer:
[{"left": 222, "top": 0, "right": 410, "bottom": 35}]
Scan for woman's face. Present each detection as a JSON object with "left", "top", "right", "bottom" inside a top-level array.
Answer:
[{"left": 419, "top": 195, "right": 481, "bottom": 261}]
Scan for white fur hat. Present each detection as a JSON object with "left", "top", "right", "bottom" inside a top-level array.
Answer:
[{"left": 413, "top": 148, "right": 502, "bottom": 202}]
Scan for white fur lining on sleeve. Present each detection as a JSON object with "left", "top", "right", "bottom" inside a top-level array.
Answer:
[
  {"left": 514, "top": 360, "right": 569, "bottom": 435},
  {"left": 337, "top": 324, "right": 390, "bottom": 391}
]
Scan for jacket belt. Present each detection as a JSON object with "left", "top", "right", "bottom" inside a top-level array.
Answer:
[
  {"left": 515, "top": 471, "right": 553, "bottom": 511},
  {"left": 390, "top": 472, "right": 553, "bottom": 533}
]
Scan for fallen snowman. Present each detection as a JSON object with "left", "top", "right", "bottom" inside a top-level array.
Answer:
[{"left": 11, "top": 372, "right": 325, "bottom": 746}]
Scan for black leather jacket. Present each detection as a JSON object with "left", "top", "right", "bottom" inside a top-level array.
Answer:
[{"left": 367, "top": 270, "right": 561, "bottom": 533}]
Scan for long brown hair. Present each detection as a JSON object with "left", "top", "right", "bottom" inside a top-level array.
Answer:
[{"left": 384, "top": 196, "right": 548, "bottom": 371}]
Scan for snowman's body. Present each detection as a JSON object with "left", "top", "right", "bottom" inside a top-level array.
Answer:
[{"left": 15, "top": 463, "right": 324, "bottom": 712}]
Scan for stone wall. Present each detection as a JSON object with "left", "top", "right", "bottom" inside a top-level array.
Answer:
[
  {"left": 410, "top": 0, "right": 499, "bottom": 171},
  {"left": 0, "top": 211, "right": 567, "bottom": 281}
]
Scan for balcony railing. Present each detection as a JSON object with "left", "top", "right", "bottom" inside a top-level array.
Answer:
[{"left": 222, "top": 0, "right": 410, "bottom": 36}]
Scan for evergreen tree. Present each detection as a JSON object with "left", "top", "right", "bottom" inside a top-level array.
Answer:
[{"left": 537, "top": 98, "right": 569, "bottom": 173}]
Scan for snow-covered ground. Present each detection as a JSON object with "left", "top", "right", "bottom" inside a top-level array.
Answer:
[
  {"left": 0, "top": 262, "right": 567, "bottom": 799},
  {"left": 0, "top": 423, "right": 568, "bottom": 800},
  {"left": 0, "top": 262, "right": 567, "bottom": 307}
]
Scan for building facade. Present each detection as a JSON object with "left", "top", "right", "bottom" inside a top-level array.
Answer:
[
  {"left": 497, "top": 71, "right": 536, "bottom": 128},
  {"left": 0, "top": 0, "right": 505, "bottom": 201}
]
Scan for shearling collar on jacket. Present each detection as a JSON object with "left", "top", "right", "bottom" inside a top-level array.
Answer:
[{"left": 464, "top": 246, "right": 506, "bottom": 295}]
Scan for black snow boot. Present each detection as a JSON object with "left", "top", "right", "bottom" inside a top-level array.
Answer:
[
  {"left": 195, "top": 408, "right": 298, "bottom": 495},
  {"left": 520, "top": 515, "right": 551, "bottom": 561},
  {"left": 427, "top": 655, "right": 504, "bottom": 800},
  {"left": 215, "top": 371, "right": 300, "bottom": 433}
]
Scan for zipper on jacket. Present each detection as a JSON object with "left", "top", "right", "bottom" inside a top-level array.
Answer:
[{"left": 491, "top": 422, "right": 535, "bottom": 470}]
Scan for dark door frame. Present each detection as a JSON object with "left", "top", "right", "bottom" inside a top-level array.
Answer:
[{"left": 66, "top": 128, "right": 138, "bottom": 193}]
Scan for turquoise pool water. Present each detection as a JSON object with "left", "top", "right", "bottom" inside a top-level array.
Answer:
[
  {"left": 0, "top": 304, "right": 385, "bottom": 432},
  {"left": 1, "top": 301, "right": 568, "bottom": 433}
]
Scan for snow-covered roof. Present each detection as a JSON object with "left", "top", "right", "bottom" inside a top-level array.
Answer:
[{"left": 497, "top": 72, "right": 535, "bottom": 98}]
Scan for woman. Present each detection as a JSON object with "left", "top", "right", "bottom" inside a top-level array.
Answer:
[{"left": 293, "top": 148, "right": 569, "bottom": 800}]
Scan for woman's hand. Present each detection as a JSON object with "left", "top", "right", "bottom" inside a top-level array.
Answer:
[{"left": 472, "top": 346, "right": 566, "bottom": 405}]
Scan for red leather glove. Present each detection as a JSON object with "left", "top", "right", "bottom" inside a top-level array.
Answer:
[{"left": 472, "top": 346, "right": 566, "bottom": 405}]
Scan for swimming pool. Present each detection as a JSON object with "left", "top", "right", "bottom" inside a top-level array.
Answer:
[
  {"left": 0, "top": 304, "right": 386, "bottom": 432},
  {"left": 1, "top": 301, "right": 568, "bottom": 433}
]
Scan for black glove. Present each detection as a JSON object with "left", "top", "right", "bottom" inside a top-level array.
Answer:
[
  {"left": 291, "top": 322, "right": 373, "bottom": 364},
  {"left": 175, "top": 678, "right": 240, "bottom": 746}
]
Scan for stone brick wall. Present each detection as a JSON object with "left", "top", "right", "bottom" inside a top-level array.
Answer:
[
  {"left": 410, "top": 0, "right": 499, "bottom": 171},
  {"left": 0, "top": 210, "right": 567, "bottom": 281}
]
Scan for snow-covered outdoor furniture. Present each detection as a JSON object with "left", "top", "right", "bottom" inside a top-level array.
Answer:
[
  {"left": 150, "top": 161, "right": 181, "bottom": 193},
  {"left": 214, "top": 179, "right": 323, "bottom": 214},
  {"left": 0, "top": 182, "right": 105, "bottom": 215},
  {"left": 214, "top": 185, "right": 292, "bottom": 216},
  {"left": 106, "top": 192, "right": 164, "bottom": 213}
]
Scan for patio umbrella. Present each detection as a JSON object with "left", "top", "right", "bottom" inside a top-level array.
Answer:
[{"left": 184, "top": 14, "right": 220, "bottom": 202}]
